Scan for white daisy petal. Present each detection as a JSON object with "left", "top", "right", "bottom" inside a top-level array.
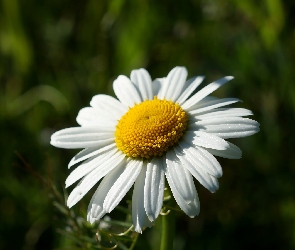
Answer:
[
  {"left": 196, "top": 147, "right": 223, "bottom": 177},
  {"left": 158, "top": 67, "right": 188, "bottom": 101},
  {"left": 194, "top": 108, "right": 253, "bottom": 119},
  {"left": 65, "top": 147, "right": 118, "bottom": 188},
  {"left": 103, "top": 159, "right": 143, "bottom": 213},
  {"left": 131, "top": 68, "right": 153, "bottom": 100},
  {"left": 178, "top": 140, "right": 222, "bottom": 178},
  {"left": 187, "top": 98, "right": 241, "bottom": 114},
  {"left": 198, "top": 96, "right": 219, "bottom": 103},
  {"left": 68, "top": 147, "right": 100, "bottom": 169},
  {"left": 167, "top": 179, "right": 200, "bottom": 218},
  {"left": 194, "top": 116, "right": 257, "bottom": 126},
  {"left": 68, "top": 143, "right": 116, "bottom": 168},
  {"left": 113, "top": 75, "right": 142, "bottom": 107},
  {"left": 87, "top": 159, "right": 127, "bottom": 224},
  {"left": 50, "top": 127, "right": 115, "bottom": 149},
  {"left": 196, "top": 117, "right": 260, "bottom": 138},
  {"left": 184, "top": 131, "right": 229, "bottom": 150},
  {"left": 176, "top": 76, "right": 205, "bottom": 105},
  {"left": 67, "top": 151, "right": 125, "bottom": 208},
  {"left": 210, "top": 175, "right": 219, "bottom": 190},
  {"left": 144, "top": 157, "right": 165, "bottom": 222},
  {"left": 205, "top": 141, "right": 242, "bottom": 159},
  {"left": 90, "top": 94, "right": 128, "bottom": 119},
  {"left": 165, "top": 154, "right": 200, "bottom": 217},
  {"left": 152, "top": 77, "right": 165, "bottom": 96},
  {"left": 182, "top": 76, "right": 234, "bottom": 110},
  {"left": 165, "top": 150, "right": 197, "bottom": 203},
  {"left": 144, "top": 215, "right": 154, "bottom": 229},
  {"left": 76, "top": 107, "right": 117, "bottom": 127},
  {"left": 132, "top": 163, "right": 150, "bottom": 233},
  {"left": 175, "top": 144, "right": 219, "bottom": 193}
]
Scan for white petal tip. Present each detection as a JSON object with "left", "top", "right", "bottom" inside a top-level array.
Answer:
[
  {"left": 67, "top": 191, "right": 82, "bottom": 208},
  {"left": 174, "top": 66, "right": 187, "bottom": 70},
  {"left": 88, "top": 217, "right": 98, "bottom": 225},
  {"left": 225, "top": 76, "right": 234, "bottom": 80},
  {"left": 68, "top": 160, "right": 75, "bottom": 168},
  {"left": 50, "top": 140, "right": 57, "bottom": 147},
  {"left": 67, "top": 201, "right": 74, "bottom": 208},
  {"left": 115, "top": 75, "right": 126, "bottom": 82},
  {"left": 210, "top": 189, "right": 218, "bottom": 193},
  {"left": 134, "top": 227, "right": 143, "bottom": 234},
  {"left": 147, "top": 215, "right": 156, "bottom": 222}
]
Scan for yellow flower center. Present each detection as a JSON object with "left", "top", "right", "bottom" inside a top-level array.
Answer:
[{"left": 115, "top": 97, "right": 188, "bottom": 158}]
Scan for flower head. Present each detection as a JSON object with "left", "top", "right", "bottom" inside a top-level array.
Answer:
[{"left": 51, "top": 67, "right": 259, "bottom": 233}]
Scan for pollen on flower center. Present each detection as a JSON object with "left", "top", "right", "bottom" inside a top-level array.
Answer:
[{"left": 115, "top": 97, "right": 188, "bottom": 158}]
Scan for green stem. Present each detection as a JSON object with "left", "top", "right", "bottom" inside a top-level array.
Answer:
[
  {"left": 160, "top": 210, "right": 175, "bottom": 250},
  {"left": 129, "top": 233, "right": 139, "bottom": 250}
]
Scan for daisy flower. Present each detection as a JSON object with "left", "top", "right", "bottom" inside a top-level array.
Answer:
[{"left": 50, "top": 67, "right": 259, "bottom": 233}]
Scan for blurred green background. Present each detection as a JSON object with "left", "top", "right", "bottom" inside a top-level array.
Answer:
[{"left": 1, "top": 0, "right": 295, "bottom": 249}]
